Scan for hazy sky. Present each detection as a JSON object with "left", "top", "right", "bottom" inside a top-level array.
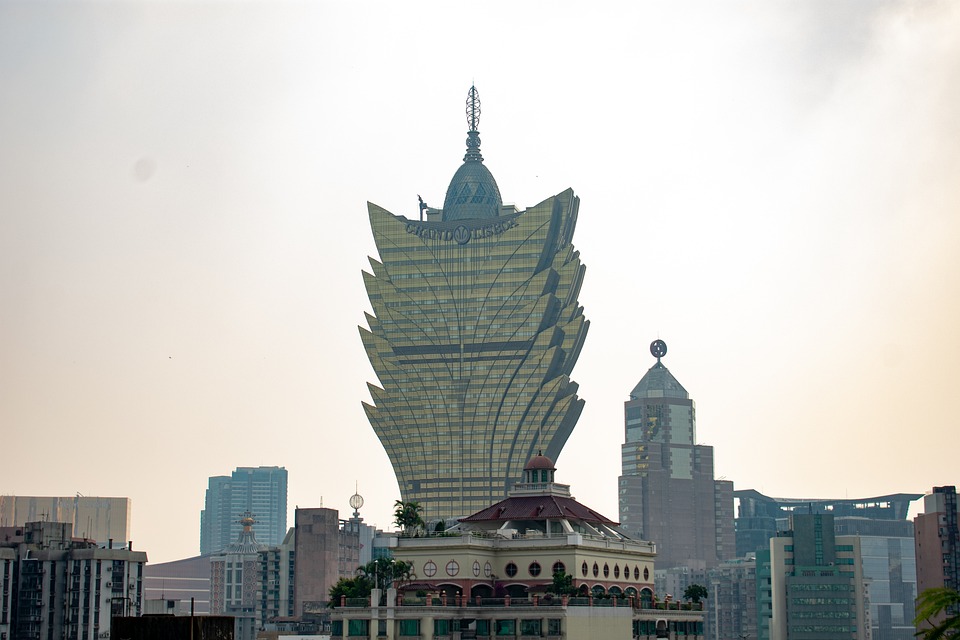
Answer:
[{"left": 2, "top": 1, "right": 958, "bottom": 564}]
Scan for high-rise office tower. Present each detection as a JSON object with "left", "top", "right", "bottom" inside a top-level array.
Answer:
[
  {"left": 618, "top": 340, "right": 734, "bottom": 569},
  {"left": 360, "top": 87, "right": 588, "bottom": 522},
  {"left": 768, "top": 514, "right": 869, "bottom": 640},
  {"left": 200, "top": 466, "right": 287, "bottom": 554}
]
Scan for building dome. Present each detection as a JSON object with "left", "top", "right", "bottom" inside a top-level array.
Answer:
[
  {"left": 222, "top": 514, "right": 267, "bottom": 555},
  {"left": 442, "top": 161, "right": 502, "bottom": 221},
  {"left": 524, "top": 453, "right": 556, "bottom": 471}
]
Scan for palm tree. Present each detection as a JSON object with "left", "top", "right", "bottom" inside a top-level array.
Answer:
[
  {"left": 393, "top": 500, "right": 425, "bottom": 535},
  {"left": 914, "top": 587, "right": 960, "bottom": 639}
]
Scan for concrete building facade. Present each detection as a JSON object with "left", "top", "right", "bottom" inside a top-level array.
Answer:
[
  {"left": 0, "top": 496, "right": 130, "bottom": 546},
  {"left": 360, "top": 86, "right": 589, "bottom": 523},
  {"left": 768, "top": 514, "right": 868, "bottom": 640},
  {"left": 0, "top": 521, "right": 146, "bottom": 640},
  {"left": 618, "top": 341, "right": 734, "bottom": 570}
]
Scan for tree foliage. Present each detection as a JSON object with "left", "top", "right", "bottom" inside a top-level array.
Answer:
[
  {"left": 328, "top": 575, "right": 373, "bottom": 607},
  {"left": 393, "top": 500, "right": 425, "bottom": 533},
  {"left": 914, "top": 587, "right": 960, "bottom": 639},
  {"left": 547, "top": 570, "right": 577, "bottom": 596},
  {"left": 328, "top": 558, "right": 414, "bottom": 607},
  {"left": 683, "top": 583, "right": 709, "bottom": 604},
  {"left": 358, "top": 557, "right": 413, "bottom": 592}
]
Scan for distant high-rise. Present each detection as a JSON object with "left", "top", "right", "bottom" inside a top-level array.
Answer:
[
  {"left": 200, "top": 466, "right": 287, "bottom": 554},
  {"left": 768, "top": 514, "right": 869, "bottom": 640},
  {"left": 617, "top": 340, "right": 734, "bottom": 569},
  {"left": 360, "top": 86, "right": 589, "bottom": 521}
]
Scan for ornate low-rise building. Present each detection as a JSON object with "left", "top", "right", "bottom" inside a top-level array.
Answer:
[{"left": 331, "top": 456, "right": 704, "bottom": 639}]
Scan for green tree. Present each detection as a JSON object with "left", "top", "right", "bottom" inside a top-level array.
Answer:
[
  {"left": 393, "top": 500, "right": 425, "bottom": 535},
  {"left": 914, "top": 587, "right": 960, "bottom": 639},
  {"left": 547, "top": 570, "right": 577, "bottom": 596},
  {"left": 683, "top": 583, "right": 709, "bottom": 604},
  {"left": 328, "top": 575, "right": 373, "bottom": 607},
  {"left": 358, "top": 557, "right": 413, "bottom": 592}
]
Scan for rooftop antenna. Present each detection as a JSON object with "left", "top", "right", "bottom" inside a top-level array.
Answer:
[{"left": 463, "top": 85, "right": 483, "bottom": 163}]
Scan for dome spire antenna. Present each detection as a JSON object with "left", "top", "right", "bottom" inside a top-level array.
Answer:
[{"left": 464, "top": 85, "right": 483, "bottom": 162}]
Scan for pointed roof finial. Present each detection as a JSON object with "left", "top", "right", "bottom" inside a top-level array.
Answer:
[{"left": 464, "top": 85, "right": 483, "bottom": 162}]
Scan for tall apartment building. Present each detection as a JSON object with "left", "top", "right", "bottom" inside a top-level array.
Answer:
[
  {"left": 914, "top": 485, "right": 959, "bottom": 631},
  {"left": 618, "top": 340, "right": 734, "bottom": 569},
  {"left": 259, "top": 528, "right": 296, "bottom": 628},
  {"left": 0, "top": 521, "right": 146, "bottom": 640},
  {"left": 915, "top": 485, "right": 959, "bottom": 593},
  {"left": 768, "top": 514, "right": 868, "bottom": 640},
  {"left": 0, "top": 496, "right": 130, "bottom": 546},
  {"left": 360, "top": 86, "right": 589, "bottom": 523},
  {"left": 200, "top": 465, "right": 287, "bottom": 554}
]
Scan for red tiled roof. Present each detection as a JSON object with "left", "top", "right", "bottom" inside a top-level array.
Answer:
[{"left": 459, "top": 495, "right": 618, "bottom": 526}]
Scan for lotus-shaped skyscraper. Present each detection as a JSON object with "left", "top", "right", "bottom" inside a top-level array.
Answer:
[{"left": 360, "top": 87, "right": 589, "bottom": 521}]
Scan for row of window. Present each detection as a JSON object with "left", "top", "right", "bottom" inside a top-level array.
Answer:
[
  {"left": 335, "top": 617, "right": 562, "bottom": 637},
  {"left": 581, "top": 560, "right": 650, "bottom": 582}
]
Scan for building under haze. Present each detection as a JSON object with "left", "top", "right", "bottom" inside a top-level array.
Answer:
[
  {"left": 617, "top": 340, "right": 734, "bottom": 569},
  {"left": 767, "top": 514, "right": 869, "bottom": 640},
  {"left": 0, "top": 521, "right": 146, "bottom": 640},
  {"left": 0, "top": 495, "right": 130, "bottom": 546},
  {"left": 915, "top": 485, "right": 959, "bottom": 633},
  {"left": 360, "top": 86, "right": 589, "bottom": 522},
  {"left": 200, "top": 465, "right": 287, "bottom": 554}
]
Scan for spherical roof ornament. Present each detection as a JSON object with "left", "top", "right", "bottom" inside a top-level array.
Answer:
[{"left": 650, "top": 339, "right": 667, "bottom": 361}]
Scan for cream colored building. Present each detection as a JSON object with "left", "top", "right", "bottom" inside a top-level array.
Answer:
[
  {"left": 0, "top": 495, "right": 130, "bottom": 544},
  {"left": 330, "top": 456, "right": 704, "bottom": 639}
]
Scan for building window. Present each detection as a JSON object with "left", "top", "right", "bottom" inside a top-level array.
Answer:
[
  {"left": 614, "top": 565, "right": 620, "bottom": 578},
  {"left": 529, "top": 562, "right": 541, "bottom": 577},
  {"left": 446, "top": 560, "right": 460, "bottom": 577},
  {"left": 473, "top": 561, "right": 481, "bottom": 577},
  {"left": 603, "top": 563, "right": 610, "bottom": 578},
  {"left": 643, "top": 567, "right": 649, "bottom": 581},
  {"left": 423, "top": 561, "right": 437, "bottom": 577},
  {"left": 548, "top": 619, "right": 562, "bottom": 635},
  {"left": 552, "top": 561, "right": 565, "bottom": 576},
  {"left": 398, "top": 619, "right": 420, "bottom": 636},
  {"left": 581, "top": 562, "right": 588, "bottom": 577},
  {"left": 593, "top": 562, "right": 599, "bottom": 577},
  {"left": 484, "top": 562, "right": 492, "bottom": 578},
  {"left": 520, "top": 619, "right": 541, "bottom": 635},
  {"left": 348, "top": 619, "right": 370, "bottom": 636},
  {"left": 495, "top": 619, "right": 516, "bottom": 636},
  {"left": 505, "top": 562, "right": 518, "bottom": 578}
]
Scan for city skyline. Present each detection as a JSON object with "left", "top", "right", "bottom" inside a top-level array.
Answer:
[{"left": 2, "top": 2, "right": 959, "bottom": 564}]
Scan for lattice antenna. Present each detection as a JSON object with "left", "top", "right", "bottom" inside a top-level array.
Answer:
[{"left": 463, "top": 85, "right": 483, "bottom": 162}]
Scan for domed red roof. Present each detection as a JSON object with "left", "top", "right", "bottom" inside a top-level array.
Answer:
[{"left": 524, "top": 454, "right": 555, "bottom": 471}]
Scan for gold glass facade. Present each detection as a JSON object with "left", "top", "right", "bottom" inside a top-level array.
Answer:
[{"left": 360, "top": 189, "right": 588, "bottom": 521}]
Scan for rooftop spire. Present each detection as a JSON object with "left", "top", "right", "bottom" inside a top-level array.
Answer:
[
  {"left": 442, "top": 85, "right": 502, "bottom": 221},
  {"left": 464, "top": 85, "right": 483, "bottom": 162}
]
